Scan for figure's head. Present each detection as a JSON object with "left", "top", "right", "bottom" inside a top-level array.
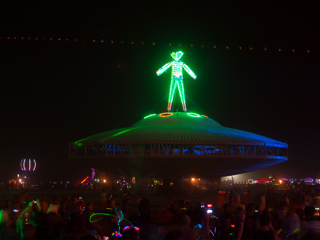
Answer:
[{"left": 170, "top": 51, "right": 184, "bottom": 61}]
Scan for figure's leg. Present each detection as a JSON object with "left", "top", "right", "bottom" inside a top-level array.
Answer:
[
  {"left": 167, "top": 79, "right": 177, "bottom": 112},
  {"left": 177, "top": 80, "right": 187, "bottom": 112}
]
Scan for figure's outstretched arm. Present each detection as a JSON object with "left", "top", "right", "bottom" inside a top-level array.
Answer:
[
  {"left": 156, "top": 62, "right": 172, "bottom": 76},
  {"left": 182, "top": 63, "right": 197, "bottom": 79}
]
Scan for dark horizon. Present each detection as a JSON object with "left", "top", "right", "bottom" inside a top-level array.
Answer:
[{"left": 1, "top": 1, "right": 319, "bottom": 181}]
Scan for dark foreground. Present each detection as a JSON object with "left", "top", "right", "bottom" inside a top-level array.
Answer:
[{"left": 1, "top": 184, "right": 320, "bottom": 240}]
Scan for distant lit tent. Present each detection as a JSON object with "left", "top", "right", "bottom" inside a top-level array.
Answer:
[{"left": 303, "top": 177, "right": 313, "bottom": 183}]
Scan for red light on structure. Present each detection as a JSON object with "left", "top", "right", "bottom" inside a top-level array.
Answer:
[
  {"left": 219, "top": 191, "right": 226, "bottom": 194},
  {"left": 9, "top": 180, "right": 11, "bottom": 184},
  {"left": 14, "top": 180, "right": 17, "bottom": 184},
  {"left": 231, "top": 224, "right": 235, "bottom": 228}
]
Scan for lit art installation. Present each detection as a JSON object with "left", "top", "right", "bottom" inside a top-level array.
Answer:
[
  {"left": 156, "top": 51, "right": 197, "bottom": 112},
  {"left": 20, "top": 159, "right": 36, "bottom": 171}
]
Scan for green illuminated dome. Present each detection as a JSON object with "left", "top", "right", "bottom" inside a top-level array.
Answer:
[
  {"left": 74, "top": 112, "right": 286, "bottom": 146},
  {"left": 71, "top": 112, "right": 288, "bottom": 177}
]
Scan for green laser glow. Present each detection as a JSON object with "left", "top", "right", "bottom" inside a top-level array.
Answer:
[
  {"left": 112, "top": 129, "right": 132, "bottom": 137},
  {"left": 144, "top": 114, "right": 156, "bottom": 119},
  {"left": 89, "top": 213, "right": 133, "bottom": 226},
  {"left": 187, "top": 112, "right": 200, "bottom": 117}
]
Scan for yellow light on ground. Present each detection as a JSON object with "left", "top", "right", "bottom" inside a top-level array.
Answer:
[
  {"left": 192, "top": 178, "right": 195, "bottom": 181},
  {"left": 103, "top": 179, "right": 106, "bottom": 183}
]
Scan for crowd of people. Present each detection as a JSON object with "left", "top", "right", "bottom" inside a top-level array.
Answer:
[{"left": 1, "top": 185, "right": 320, "bottom": 240}]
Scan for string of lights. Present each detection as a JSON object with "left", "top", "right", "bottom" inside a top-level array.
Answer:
[{"left": 0, "top": 36, "right": 312, "bottom": 53}]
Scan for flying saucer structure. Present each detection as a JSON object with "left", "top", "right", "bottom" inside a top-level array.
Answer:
[
  {"left": 69, "top": 51, "right": 288, "bottom": 178},
  {"left": 69, "top": 112, "right": 288, "bottom": 178}
]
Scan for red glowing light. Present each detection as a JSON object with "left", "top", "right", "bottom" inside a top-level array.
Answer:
[{"left": 207, "top": 204, "right": 213, "bottom": 208}]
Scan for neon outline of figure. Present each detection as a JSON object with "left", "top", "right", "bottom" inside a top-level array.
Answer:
[{"left": 156, "top": 51, "right": 197, "bottom": 112}]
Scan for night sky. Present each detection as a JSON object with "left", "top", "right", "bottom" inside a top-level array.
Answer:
[{"left": 1, "top": 2, "right": 319, "bottom": 181}]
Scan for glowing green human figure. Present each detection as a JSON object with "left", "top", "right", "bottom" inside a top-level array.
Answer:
[{"left": 156, "top": 51, "right": 197, "bottom": 112}]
